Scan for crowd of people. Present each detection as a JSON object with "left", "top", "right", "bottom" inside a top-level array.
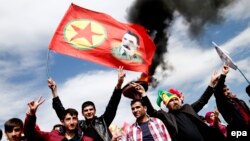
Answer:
[{"left": 1, "top": 64, "right": 250, "bottom": 141}]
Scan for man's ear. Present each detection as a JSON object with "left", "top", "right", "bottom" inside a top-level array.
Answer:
[
  {"left": 144, "top": 106, "right": 147, "bottom": 112},
  {"left": 163, "top": 100, "right": 167, "bottom": 106},
  {"left": 60, "top": 120, "right": 64, "bottom": 126}
]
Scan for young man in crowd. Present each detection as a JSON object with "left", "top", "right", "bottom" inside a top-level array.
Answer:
[
  {"left": 48, "top": 66, "right": 126, "bottom": 141},
  {"left": 4, "top": 118, "right": 26, "bottom": 141},
  {"left": 126, "top": 99, "right": 172, "bottom": 141},
  {"left": 23, "top": 97, "right": 92, "bottom": 141}
]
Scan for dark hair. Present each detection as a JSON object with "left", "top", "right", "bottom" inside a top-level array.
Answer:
[
  {"left": 126, "top": 31, "right": 140, "bottom": 45},
  {"left": 246, "top": 85, "right": 250, "bottom": 97},
  {"left": 53, "top": 124, "right": 65, "bottom": 134},
  {"left": 62, "top": 108, "right": 78, "bottom": 120},
  {"left": 130, "top": 99, "right": 146, "bottom": 106},
  {"left": 4, "top": 118, "right": 23, "bottom": 133},
  {"left": 81, "top": 101, "right": 96, "bottom": 112},
  {"left": 53, "top": 124, "right": 63, "bottom": 130},
  {"left": 0, "top": 129, "right": 2, "bottom": 140}
]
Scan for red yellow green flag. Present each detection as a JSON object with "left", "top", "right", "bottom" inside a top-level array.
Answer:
[{"left": 49, "top": 3, "right": 156, "bottom": 74}]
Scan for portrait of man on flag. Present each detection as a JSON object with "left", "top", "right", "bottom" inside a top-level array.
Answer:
[
  {"left": 111, "top": 31, "right": 142, "bottom": 63},
  {"left": 49, "top": 3, "right": 155, "bottom": 74}
]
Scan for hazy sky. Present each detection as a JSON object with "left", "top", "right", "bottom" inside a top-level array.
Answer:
[{"left": 0, "top": 0, "right": 249, "bottom": 140}]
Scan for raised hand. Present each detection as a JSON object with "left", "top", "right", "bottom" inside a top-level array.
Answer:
[
  {"left": 48, "top": 78, "right": 56, "bottom": 91},
  {"left": 222, "top": 63, "right": 229, "bottom": 75},
  {"left": 130, "top": 82, "right": 146, "bottom": 97},
  {"left": 111, "top": 131, "right": 123, "bottom": 141},
  {"left": 213, "top": 107, "right": 220, "bottom": 126},
  {"left": 48, "top": 78, "right": 58, "bottom": 97},
  {"left": 214, "top": 107, "right": 219, "bottom": 117},
  {"left": 116, "top": 66, "right": 126, "bottom": 89},
  {"left": 210, "top": 71, "right": 220, "bottom": 87},
  {"left": 27, "top": 96, "right": 45, "bottom": 116},
  {"left": 118, "top": 66, "right": 126, "bottom": 81}
]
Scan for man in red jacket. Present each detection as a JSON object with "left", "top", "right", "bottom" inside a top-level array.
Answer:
[{"left": 24, "top": 97, "right": 92, "bottom": 141}]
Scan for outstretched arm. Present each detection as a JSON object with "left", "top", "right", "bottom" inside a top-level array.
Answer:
[
  {"left": 103, "top": 66, "right": 125, "bottom": 126},
  {"left": 191, "top": 71, "right": 220, "bottom": 112},
  {"left": 213, "top": 64, "right": 234, "bottom": 124},
  {"left": 48, "top": 78, "right": 66, "bottom": 121},
  {"left": 115, "top": 66, "right": 126, "bottom": 89},
  {"left": 136, "top": 83, "right": 161, "bottom": 118},
  {"left": 141, "top": 95, "right": 160, "bottom": 117},
  {"left": 124, "top": 81, "right": 158, "bottom": 116},
  {"left": 214, "top": 64, "right": 229, "bottom": 99},
  {"left": 48, "top": 78, "right": 58, "bottom": 98}
]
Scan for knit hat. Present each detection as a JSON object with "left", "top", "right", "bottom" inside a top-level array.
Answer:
[
  {"left": 156, "top": 90, "right": 178, "bottom": 107},
  {"left": 122, "top": 80, "right": 148, "bottom": 99},
  {"left": 168, "top": 88, "right": 183, "bottom": 98}
]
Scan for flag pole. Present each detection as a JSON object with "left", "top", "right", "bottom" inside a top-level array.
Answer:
[
  {"left": 46, "top": 49, "right": 51, "bottom": 79},
  {"left": 237, "top": 68, "right": 250, "bottom": 85}
]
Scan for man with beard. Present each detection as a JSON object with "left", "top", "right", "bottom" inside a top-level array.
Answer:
[
  {"left": 132, "top": 71, "right": 226, "bottom": 141},
  {"left": 112, "top": 31, "right": 142, "bottom": 63},
  {"left": 125, "top": 99, "right": 171, "bottom": 141}
]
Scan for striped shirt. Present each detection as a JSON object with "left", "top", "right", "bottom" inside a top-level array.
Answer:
[{"left": 126, "top": 117, "right": 172, "bottom": 141}]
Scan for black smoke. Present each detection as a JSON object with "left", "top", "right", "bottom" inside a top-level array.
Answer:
[
  {"left": 173, "top": 0, "right": 234, "bottom": 37},
  {"left": 127, "top": 0, "right": 234, "bottom": 85}
]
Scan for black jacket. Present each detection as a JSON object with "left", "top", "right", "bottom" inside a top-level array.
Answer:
[
  {"left": 142, "top": 86, "right": 225, "bottom": 141},
  {"left": 53, "top": 88, "right": 122, "bottom": 141},
  {"left": 214, "top": 74, "right": 250, "bottom": 141}
]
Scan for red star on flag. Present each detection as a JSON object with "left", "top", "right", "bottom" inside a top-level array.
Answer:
[{"left": 70, "top": 22, "right": 103, "bottom": 45}]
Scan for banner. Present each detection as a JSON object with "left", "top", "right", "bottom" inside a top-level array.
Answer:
[{"left": 49, "top": 3, "right": 156, "bottom": 73}]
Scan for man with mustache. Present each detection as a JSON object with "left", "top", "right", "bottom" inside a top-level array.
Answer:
[{"left": 112, "top": 31, "right": 142, "bottom": 63}]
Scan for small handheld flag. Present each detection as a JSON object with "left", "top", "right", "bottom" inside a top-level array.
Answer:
[{"left": 213, "top": 42, "right": 249, "bottom": 84}]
